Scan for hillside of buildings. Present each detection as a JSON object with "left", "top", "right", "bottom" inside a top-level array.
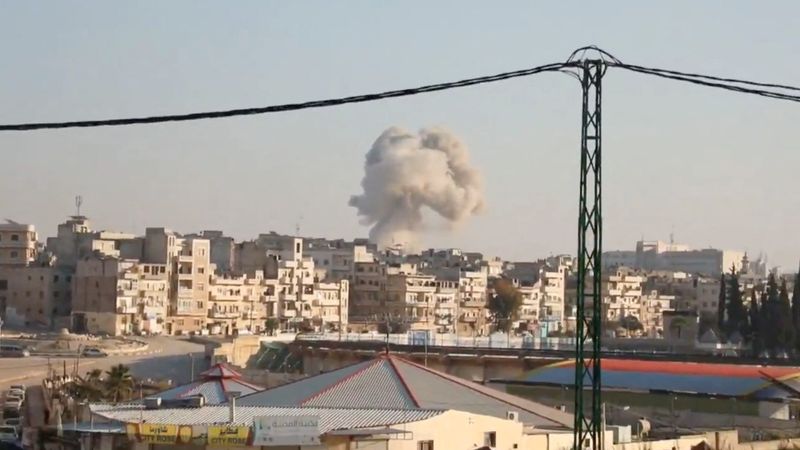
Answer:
[{"left": 1, "top": 217, "right": 798, "bottom": 358}]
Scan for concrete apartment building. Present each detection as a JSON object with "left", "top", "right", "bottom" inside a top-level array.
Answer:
[
  {"left": 457, "top": 270, "right": 489, "bottom": 336},
  {"left": 207, "top": 272, "right": 275, "bottom": 335},
  {"left": 640, "top": 290, "right": 676, "bottom": 337},
  {"left": 169, "top": 236, "right": 212, "bottom": 335},
  {"left": 0, "top": 221, "right": 38, "bottom": 266},
  {"left": 603, "top": 269, "right": 645, "bottom": 324},
  {"left": 304, "top": 237, "right": 375, "bottom": 282},
  {"left": 385, "top": 266, "right": 438, "bottom": 330},
  {"left": 0, "top": 221, "right": 74, "bottom": 328},
  {"left": 503, "top": 261, "right": 567, "bottom": 336},
  {"left": 349, "top": 261, "right": 490, "bottom": 335},
  {"left": 1, "top": 265, "right": 72, "bottom": 328},
  {"left": 350, "top": 261, "right": 387, "bottom": 320},
  {"left": 604, "top": 239, "right": 745, "bottom": 276}
]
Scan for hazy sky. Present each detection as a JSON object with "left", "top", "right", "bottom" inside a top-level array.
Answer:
[{"left": 2, "top": 2, "right": 799, "bottom": 269}]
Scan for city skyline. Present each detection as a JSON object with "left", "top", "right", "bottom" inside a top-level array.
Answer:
[
  {"left": 8, "top": 214, "right": 794, "bottom": 275},
  {"left": 3, "top": 2, "right": 800, "bottom": 268}
]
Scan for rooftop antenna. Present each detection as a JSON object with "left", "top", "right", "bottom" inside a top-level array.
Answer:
[
  {"left": 669, "top": 225, "right": 674, "bottom": 245},
  {"left": 75, "top": 195, "right": 83, "bottom": 217},
  {"left": 295, "top": 214, "right": 303, "bottom": 237}
]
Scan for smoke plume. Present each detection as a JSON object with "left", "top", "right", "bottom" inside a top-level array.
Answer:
[{"left": 349, "top": 127, "right": 485, "bottom": 251}]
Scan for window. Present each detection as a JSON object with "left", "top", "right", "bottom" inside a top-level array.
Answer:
[
  {"left": 198, "top": 267, "right": 205, "bottom": 274},
  {"left": 53, "top": 275, "right": 60, "bottom": 282},
  {"left": 144, "top": 266, "right": 150, "bottom": 274},
  {"left": 296, "top": 242, "right": 301, "bottom": 253},
  {"left": 417, "top": 439, "right": 434, "bottom": 449},
  {"left": 484, "top": 432, "right": 496, "bottom": 447},
  {"left": 10, "top": 234, "right": 19, "bottom": 242},
  {"left": 11, "top": 251, "right": 18, "bottom": 259}
]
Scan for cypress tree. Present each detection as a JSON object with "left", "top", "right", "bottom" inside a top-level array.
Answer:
[
  {"left": 793, "top": 268, "right": 800, "bottom": 352},
  {"left": 777, "top": 278, "right": 795, "bottom": 354},
  {"left": 763, "top": 273, "right": 780, "bottom": 354},
  {"left": 726, "top": 267, "right": 746, "bottom": 338},
  {"left": 749, "top": 287, "right": 762, "bottom": 356},
  {"left": 717, "top": 274, "right": 726, "bottom": 334}
]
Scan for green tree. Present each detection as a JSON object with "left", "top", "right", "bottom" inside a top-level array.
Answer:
[
  {"left": 793, "top": 269, "right": 800, "bottom": 351},
  {"left": 777, "top": 278, "right": 795, "bottom": 353},
  {"left": 487, "top": 278, "right": 523, "bottom": 333},
  {"left": 66, "top": 369, "right": 105, "bottom": 402},
  {"left": 717, "top": 274, "right": 726, "bottom": 333},
  {"left": 725, "top": 267, "right": 747, "bottom": 339},
  {"left": 264, "top": 318, "right": 280, "bottom": 336},
  {"left": 105, "top": 364, "right": 134, "bottom": 403},
  {"left": 749, "top": 287, "right": 763, "bottom": 355},
  {"left": 619, "top": 315, "right": 644, "bottom": 333},
  {"left": 762, "top": 274, "right": 780, "bottom": 354}
]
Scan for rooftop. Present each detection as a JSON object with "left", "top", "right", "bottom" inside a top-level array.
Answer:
[
  {"left": 90, "top": 404, "right": 444, "bottom": 433},
  {"left": 499, "top": 358, "right": 800, "bottom": 400},
  {"left": 150, "top": 363, "right": 262, "bottom": 405},
  {"left": 237, "top": 353, "right": 571, "bottom": 428}
]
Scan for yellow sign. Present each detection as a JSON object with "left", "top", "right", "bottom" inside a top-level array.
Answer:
[
  {"left": 207, "top": 425, "right": 251, "bottom": 446},
  {"left": 126, "top": 423, "right": 194, "bottom": 444}
]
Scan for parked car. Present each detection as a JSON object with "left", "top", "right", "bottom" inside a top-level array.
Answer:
[
  {"left": 0, "top": 345, "right": 29, "bottom": 358},
  {"left": 1, "top": 404, "right": 20, "bottom": 419},
  {"left": 0, "top": 426, "right": 18, "bottom": 442},
  {"left": 2, "top": 419, "right": 20, "bottom": 433},
  {"left": 81, "top": 347, "right": 108, "bottom": 358},
  {"left": 5, "top": 390, "right": 23, "bottom": 402}
]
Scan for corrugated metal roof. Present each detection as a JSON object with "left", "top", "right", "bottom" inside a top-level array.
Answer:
[
  {"left": 236, "top": 354, "right": 572, "bottom": 428},
  {"left": 200, "top": 363, "right": 243, "bottom": 379},
  {"left": 89, "top": 404, "right": 443, "bottom": 433},
  {"left": 391, "top": 357, "right": 572, "bottom": 428},
  {"left": 150, "top": 363, "right": 262, "bottom": 405},
  {"left": 303, "top": 359, "right": 416, "bottom": 409},
  {"left": 237, "top": 359, "right": 376, "bottom": 407}
]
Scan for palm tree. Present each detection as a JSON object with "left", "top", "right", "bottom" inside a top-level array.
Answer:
[
  {"left": 86, "top": 369, "right": 103, "bottom": 383},
  {"left": 105, "top": 364, "right": 134, "bottom": 403},
  {"left": 66, "top": 369, "right": 105, "bottom": 402}
]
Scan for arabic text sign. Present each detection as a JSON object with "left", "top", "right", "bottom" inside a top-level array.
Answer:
[
  {"left": 207, "top": 425, "right": 251, "bottom": 446},
  {"left": 252, "top": 415, "right": 320, "bottom": 446}
]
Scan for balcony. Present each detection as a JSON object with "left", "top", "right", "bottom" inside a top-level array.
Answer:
[
  {"left": 460, "top": 300, "right": 485, "bottom": 308},
  {"left": 177, "top": 287, "right": 194, "bottom": 297},
  {"left": 209, "top": 310, "right": 239, "bottom": 319},
  {"left": 459, "top": 314, "right": 478, "bottom": 323},
  {"left": 281, "top": 309, "right": 297, "bottom": 318},
  {"left": 210, "top": 293, "right": 239, "bottom": 302},
  {"left": 116, "top": 305, "right": 138, "bottom": 314}
]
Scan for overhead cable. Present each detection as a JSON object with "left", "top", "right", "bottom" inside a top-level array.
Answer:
[
  {"left": 0, "top": 62, "right": 572, "bottom": 131},
  {"left": 611, "top": 63, "right": 800, "bottom": 103}
]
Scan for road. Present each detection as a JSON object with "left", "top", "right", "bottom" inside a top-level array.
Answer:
[{"left": 0, "top": 337, "right": 207, "bottom": 391}]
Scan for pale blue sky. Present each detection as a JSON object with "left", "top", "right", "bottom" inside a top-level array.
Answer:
[{"left": 2, "top": 2, "right": 799, "bottom": 269}]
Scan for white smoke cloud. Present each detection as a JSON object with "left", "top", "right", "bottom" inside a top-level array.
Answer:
[{"left": 349, "top": 127, "right": 485, "bottom": 251}]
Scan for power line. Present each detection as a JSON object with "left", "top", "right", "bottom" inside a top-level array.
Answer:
[
  {"left": 611, "top": 62, "right": 800, "bottom": 103},
  {"left": 0, "top": 62, "right": 572, "bottom": 131},
  {"left": 611, "top": 62, "right": 800, "bottom": 92},
  {"left": 4, "top": 51, "right": 800, "bottom": 132}
]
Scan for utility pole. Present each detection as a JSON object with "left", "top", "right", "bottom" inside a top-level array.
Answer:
[
  {"left": 569, "top": 49, "right": 608, "bottom": 450},
  {"left": 188, "top": 353, "right": 195, "bottom": 382}
]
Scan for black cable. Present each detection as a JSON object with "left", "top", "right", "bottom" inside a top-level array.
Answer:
[
  {"left": 611, "top": 63, "right": 800, "bottom": 103},
  {"left": 0, "top": 62, "right": 572, "bottom": 131},
  {"left": 611, "top": 62, "right": 800, "bottom": 92}
]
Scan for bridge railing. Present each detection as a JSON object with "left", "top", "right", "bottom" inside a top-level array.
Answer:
[{"left": 295, "top": 331, "right": 578, "bottom": 351}]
